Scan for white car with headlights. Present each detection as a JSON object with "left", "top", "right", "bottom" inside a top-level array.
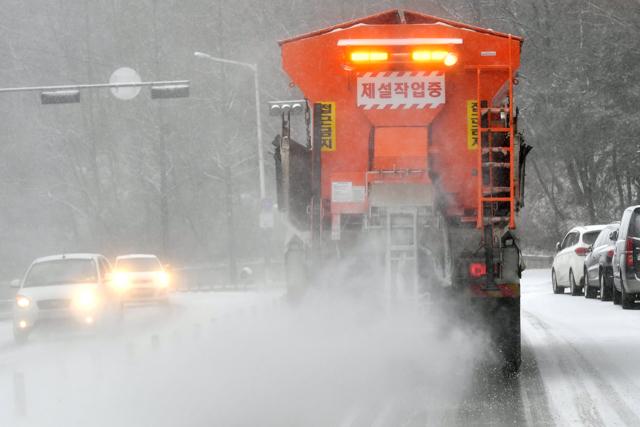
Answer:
[
  {"left": 113, "top": 254, "right": 171, "bottom": 303},
  {"left": 12, "top": 253, "right": 122, "bottom": 343}
]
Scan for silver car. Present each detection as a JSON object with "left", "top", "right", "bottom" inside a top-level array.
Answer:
[{"left": 113, "top": 254, "right": 171, "bottom": 304}]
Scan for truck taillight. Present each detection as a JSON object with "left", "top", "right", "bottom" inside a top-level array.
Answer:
[
  {"left": 626, "top": 238, "right": 634, "bottom": 267},
  {"left": 469, "top": 262, "right": 486, "bottom": 278},
  {"left": 575, "top": 247, "right": 588, "bottom": 256},
  {"left": 607, "top": 249, "right": 614, "bottom": 259}
]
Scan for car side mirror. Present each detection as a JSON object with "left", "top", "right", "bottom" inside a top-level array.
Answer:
[
  {"left": 610, "top": 231, "right": 618, "bottom": 241},
  {"left": 555, "top": 242, "right": 561, "bottom": 252},
  {"left": 10, "top": 279, "right": 20, "bottom": 288}
]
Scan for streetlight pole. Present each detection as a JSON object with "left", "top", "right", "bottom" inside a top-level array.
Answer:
[
  {"left": 253, "top": 65, "right": 266, "bottom": 200},
  {"left": 195, "top": 51, "right": 270, "bottom": 286},
  {"left": 194, "top": 51, "right": 265, "bottom": 201}
]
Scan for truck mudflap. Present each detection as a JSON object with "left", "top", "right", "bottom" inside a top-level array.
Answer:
[{"left": 470, "top": 283, "right": 520, "bottom": 298}]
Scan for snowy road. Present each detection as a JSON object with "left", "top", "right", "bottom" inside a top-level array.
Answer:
[
  {"left": 343, "top": 269, "right": 640, "bottom": 426},
  {"left": 1, "top": 271, "right": 640, "bottom": 426},
  {"left": 521, "top": 270, "right": 640, "bottom": 427},
  {"left": 345, "top": 269, "right": 640, "bottom": 426},
  {"left": 0, "top": 290, "right": 284, "bottom": 426}
]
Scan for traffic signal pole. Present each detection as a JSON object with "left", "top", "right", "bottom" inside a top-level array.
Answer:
[
  {"left": 0, "top": 80, "right": 189, "bottom": 100},
  {"left": 0, "top": 78, "right": 189, "bottom": 260}
]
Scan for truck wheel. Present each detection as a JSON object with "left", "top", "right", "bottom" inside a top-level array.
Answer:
[
  {"left": 495, "top": 298, "right": 521, "bottom": 375},
  {"left": 600, "top": 271, "right": 612, "bottom": 301},
  {"left": 621, "top": 279, "right": 635, "bottom": 309},
  {"left": 552, "top": 270, "right": 564, "bottom": 294},
  {"left": 570, "top": 270, "right": 582, "bottom": 296}
]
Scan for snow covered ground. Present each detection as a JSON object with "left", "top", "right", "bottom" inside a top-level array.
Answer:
[
  {"left": 0, "top": 271, "right": 639, "bottom": 426},
  {"left": 522, "top": 269, "right": 640, "bottom": 426}
]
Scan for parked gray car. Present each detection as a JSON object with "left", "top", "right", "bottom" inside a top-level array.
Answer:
[
  {"left": 611, "top": 206, "right": 640, "bottom": 309},
  {"left": 583, "top": 224, "right": 618, "bottom": 300}
]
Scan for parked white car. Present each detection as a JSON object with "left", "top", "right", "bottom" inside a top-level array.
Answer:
[
  {"left": 113, "top": 254, "right": 171, "bottom": 304},
  {"left": 552, "top": 225, "right": 609, "bottom": 295},
  {"left": 12, "top": 253, "right": 122, "bottom": 343}
]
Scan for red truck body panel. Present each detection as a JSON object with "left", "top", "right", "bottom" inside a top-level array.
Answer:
[{"left": 280, "top": 10, "right": 522, "bottom": 219}]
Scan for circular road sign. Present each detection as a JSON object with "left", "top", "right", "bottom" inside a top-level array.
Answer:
[{"left": 109, "top": 67, "right": 142, "bottom": 100}]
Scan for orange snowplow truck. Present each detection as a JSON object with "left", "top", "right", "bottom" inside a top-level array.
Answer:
[{"left": 271, "top": 10, "right": 530, "bottom": 372}]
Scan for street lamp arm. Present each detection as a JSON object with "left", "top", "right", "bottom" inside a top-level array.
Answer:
[
  {"left": 194, "top": 51, "right": 256, "bottom": 70},
  {"left": 194, "top": 49, "right": 265, "bottom": 201}
]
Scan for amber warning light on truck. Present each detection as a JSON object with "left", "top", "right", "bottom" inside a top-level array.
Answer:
[
  {"left": 411, "top": 50, "right": 458, "bottom": 66},
  {"left": 348, "top": 49, "right": 458, "bottom": 66},
  {"left": 350, "top": 51, "right": 389, "bottom": 63},
  {"left": 340, "top": 38, "right": 462, "bottom": 66}
]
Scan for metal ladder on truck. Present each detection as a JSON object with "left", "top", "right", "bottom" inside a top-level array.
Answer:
[
  {"left": 366, "top": 207, "right": 420, "bottom": 305},
  {"left": 385, "top": 209, "right": 419, "bottom": 304},
  {"left": 472, "top": 35, "right": 517, "bottom": 284}
]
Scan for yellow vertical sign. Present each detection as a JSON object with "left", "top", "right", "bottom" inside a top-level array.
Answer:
[
  {"left": 319, "top": 102, "right": 336, "bottom": 152},
  {"left": 467, "top": 100, "right": 479, "bottom": 150}
]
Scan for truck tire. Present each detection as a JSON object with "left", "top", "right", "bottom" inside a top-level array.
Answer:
[
  {"left": 552, "top": 270, "right": 564, "bottom": 294},
  {"left": 600, "top": 271, "right": 612, "bottom": 302},
  {"left": 495, "top": 298, "right": 521, "bottom": 375}
]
